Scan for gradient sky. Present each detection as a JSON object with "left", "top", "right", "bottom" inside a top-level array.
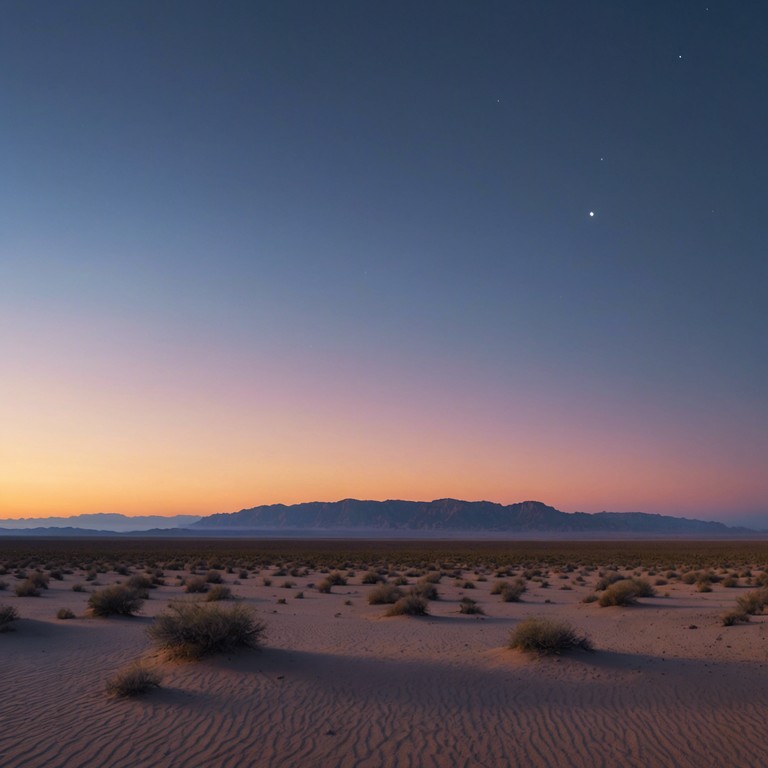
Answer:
[{"left": 2, "top": 1, "right": 766, "bottom": 523}]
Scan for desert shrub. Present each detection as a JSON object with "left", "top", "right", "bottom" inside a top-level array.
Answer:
[
  {"left": 582, "top": 594, "right": 598, "bottom": 604},
  {"left": 327, "top": 572, "right": 348, "bottom": 586},
  {"left": 736, "top": 590, "right": 768, "bottom": 615},
  {"left": 362, "top": 571, "right": 383, "bottom": 585},
  {"left": 386, "top": 595, "right": 429, "bottom": 616},
  {"left": 595, "top": 572, "right": 626, "bottom": 591},
  {"left": 106, "top": 662, "right": 162, "bottom": 697},
  {"left": 72, "top": 583, "right": 85, "bottom": 592},
  {"left": 57, "top": 607, "right": 76, "bottom": 619},
  {"left": 721, "top": 610, "right": 750, "bottom": 626},
  {"left": 459, "top": 598, "right": 484, "bottom": 615},
  {"left": 317, "top": 578, "right": 334, "bottom": 593},
  {"left": 262, "top": 577, "right": 272, "bottom": 587},
  {"left": 697, "top": 581, "right": 713, "bottom": 593},
  {"left": 127, "top": 574, "right": 154, "bottom": 594},
  {"left": 367, "top": 584, "right": 404, "bottom": 605},
  {"left": 281, "top": 580, "right": 295, "bottom": 589},
  {"left": 509, "top": 618, "right": 593, "bottom": 655},
  {"left": 0, "top": 604, "right": 20, "bottom": 631},
  {"left": 722, "top": 577, "right": 738, "bottom": 588},
  {"left": 15, "top": 580, "right": 41, "bottom": 597},
  {"left": 88, "top": 585, "right": 144, "bottom": 617},
  {"left": 238, "top": 570, "right": 249, "bottom": 580},
  {"left": 420, "top": 572, "right": 442, "bottom": 584},
  {"left": 393, "top": 576, "right": 409, "bottom": 586},
  {"left": 0, "top": 579, "right": 7, "bottom": 591},
  {"left": 205, "top": 585, "right": 232, "bottom": 601},
  {"left": 412, "top": 582, "right": 439, "bottom": 601},
  {"left": 495, "top": 579, "right": 526, "bottom": 602},
  {"left": 148, "top": 602, "right": 266, "bottom": 660},
  {"left": 205, "top": 570, "right": 223, "bottom": 584},
  {"left": 294, "top": 591, "right": 304, "bottom": 599},
  {"left": 455, "top": 580, "right": 475, "bottom": 589},
  {"left": 599, "top": 579, "right": 654, "bottom": 607},
  {"left": 185, "top": 576, "right": 209, "bottom": 594}
]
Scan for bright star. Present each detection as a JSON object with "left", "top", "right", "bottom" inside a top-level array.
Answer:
[{"left": 589, "top": 211, "right": 595, "bottom": 217}]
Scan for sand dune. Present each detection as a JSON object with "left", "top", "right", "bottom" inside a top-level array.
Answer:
[{"left": 2, "top": 561, "right": 768, "bottom": 767}]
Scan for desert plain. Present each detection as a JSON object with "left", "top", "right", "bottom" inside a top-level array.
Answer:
[{"left": 2, "top": 538, "right": 768, "bottom": 768}]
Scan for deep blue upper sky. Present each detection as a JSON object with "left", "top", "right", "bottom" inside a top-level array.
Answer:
[{"left": 2, "top": 1, "right": 766, "bottom": 521}]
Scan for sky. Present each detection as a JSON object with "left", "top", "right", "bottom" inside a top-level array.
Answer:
[{"left": 2, "top": 1, "right": 766, "bottom": 523}]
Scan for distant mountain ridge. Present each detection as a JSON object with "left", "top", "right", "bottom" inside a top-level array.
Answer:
[
  {"left": 0, "top": 513, "right": 201, "bottom": 532},
  {"left": 192, "top": 498, "right": 750, "bottom": 534},
  {"left": 0, "top": 500, "right": 756, "bottom": 537}
]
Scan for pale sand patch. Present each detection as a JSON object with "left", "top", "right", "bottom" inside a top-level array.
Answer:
[{"left": 2, "top": 567, "right": 768, "bottom": 767}]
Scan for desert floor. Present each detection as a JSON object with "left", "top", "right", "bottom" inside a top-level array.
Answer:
[{"left": 2, "top": 541, "right": 768, "bottom": 768}]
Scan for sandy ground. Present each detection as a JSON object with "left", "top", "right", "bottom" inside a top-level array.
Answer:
[{"left": 2, "top": 561, "right": 768, "bottom": 768}]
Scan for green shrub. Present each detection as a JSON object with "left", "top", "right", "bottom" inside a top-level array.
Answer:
[
  {"left": 510, "top": 618, "right": 592, "bottom": 655},
  {"left": 148, "top": 602, "right": 266, "bottom": 660},
  {"left": 0, "top": 604, "right": 20, "bottom": 631},
  {"left": 88, "top": 585, "right": 144, "bottom": 616},
  {"left": 106, "top": 662, "right": 162, "bottom": 697},
  {"left": 386, "top": 595, "right": 429, "bottom": 616}
]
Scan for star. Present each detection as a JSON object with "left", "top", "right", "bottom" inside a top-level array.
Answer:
[{"left": 589, "top": 211, "right": 595, "bottom": 217}]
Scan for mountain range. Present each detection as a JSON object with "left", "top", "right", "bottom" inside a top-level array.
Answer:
[{"left": 0, "top": 499, "right": 757, "bottom": 536}]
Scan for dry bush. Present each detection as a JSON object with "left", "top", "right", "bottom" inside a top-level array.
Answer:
[
  {"left": 386, "top": 594, "right": 429, "bottom": 616},
  {"left": 595, "top": 572, "right": 626, "bottom": 591},
  {"left": 185, "top": 576, "right": 209, "bottom": 594},
  {"left": 499, "top": 579, "right": 526, "bottom": 602},
  {"left": 56, "top": 607, "right": 76, "bottom": 620},
  {"left": 126, "top": 574, "right": 154, "bottom": 595},
  {"left": 721, "top": 610, "right": 750, "bottom": 626},
  {"left": 14, "top": 580, "right": 41, "bottom": 597},
  {"left": 510, "top": 618, "right": 593, "bottom": 655},
  {"left": 459, "top": 597, "right": 484, "bottom": 615},
  {"left": 88, "top": 585, "right": 144, "bottom": 617},
  {"left": 106, "top": 662, "right": 162, "bottom": 697},
  {"left": 149, "top": 602, "right": 266, "bottom": 659},
  {"left": 599, "top": 579, "right": 655, "bottom": 607},
  {"left": 412, "top": 582, "right": 439, "bottom": 601},
  {"left": 736, "top": 590, "right": 768, "bottom": 615},
  {"left": 205, "top": 570, "right": 223, "bottom": 584},
  {"left": 367, "top": 584, "right": 404, "bottom": 605},
  {"left": 205, "top": 585, "right": 233, "bottom": 601},
  {"left": 0, "top": 604, "right": 20, "bottom": 631},
  {"left": 362, "top": 571, "right": 384, "bottom": 585}
]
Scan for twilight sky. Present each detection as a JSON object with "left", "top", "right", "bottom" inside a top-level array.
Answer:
[{"left": 2, "top": 1, "right": 766, "bottom": 522}]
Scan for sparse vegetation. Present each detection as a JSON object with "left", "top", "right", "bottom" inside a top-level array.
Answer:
[
  {"left": 721, "top": 610, "right": 750, "bottom": 626},
  {"left": 56, "top": 607, "right": 76, "bottom": 619},
  {"left": 509, "top": 618, "right": 593, "bottom": 655},
  {"left": 106, "top": 662, "right": 163, "bottom": 697},
  {"left": 0, "top": 604, "right": 20, "bottom": 631},
  {"left": 599, "top": 579, "right": 655, "bottom": 607},
  {"left": 149, "top": 602, "right": 266, "bottom": 660},
  {"left": 459, "top": 597, "right": 484, "bottom": 615},
  {"left": 368, "top": 584, "right": 404, "bottom": 605},
  {"left": 205, "top": 585, "right": 233, "bottom": 601},
  {"left": 88, "top": 585, "right": 144, "bottom": 616},
  {"left": 386, "top": 594, "right": 429, "bottom": 616},
  {"left": 14, "top": 579, "right": 42, "bottom": 597}
]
